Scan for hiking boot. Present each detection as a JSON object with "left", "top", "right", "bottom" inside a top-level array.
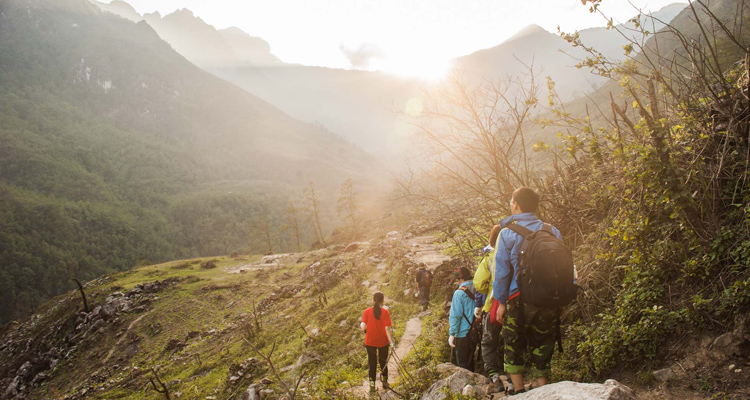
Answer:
[
  {"left": 505, "top": 381, "right": 514, "bottom": 393},
  {"left": 369, "top": 381, "right": 376, "bottom": 395},
  {"left": 486, "top": 377, "right": 504, "bottom": 394},
  {"left": 507, "top": 388, "right": 526, "bottom": 396}
]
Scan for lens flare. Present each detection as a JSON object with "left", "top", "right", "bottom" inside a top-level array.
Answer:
[{"left": 405, "top": 97, "right": 424, "bottom": 117}]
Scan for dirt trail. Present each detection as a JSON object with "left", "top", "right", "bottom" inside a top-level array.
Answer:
[
  {"left": 387, "top": 316, "right": 422, "bottom": 382},
  {"left": 405, "top": 235, "right": 451, "bottom": 271},
  {"left": 92, "top": 311, "right": 152, "bottom": 376},
  {"left": 351, "top": 234, "right": 446, "bottom": 397}
]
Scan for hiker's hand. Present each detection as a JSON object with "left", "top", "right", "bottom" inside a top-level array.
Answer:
[
  {"left": 558, "top": 307, "right": 567, "bottom": 321},
  {"left": 360, "top": 322, "right": 367, "bottom": 332},
  {"left": 448, "top": 335, "right": 456, "bottom": 348},
  {"left": 474, "top": 307, "right": 482, "bottom": 319},
  {"left": 495, "top": 303, "right": 506, "bottom": 323},
  {"left": 390, "top": 341, "right": 395, "bottom": 349}
]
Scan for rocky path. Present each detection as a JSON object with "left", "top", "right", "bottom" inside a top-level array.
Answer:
[
  {"left": 351, "top": 234, "right": 446, "bottom": 398},
  {"left": 388, "top": 315, "right": 423, "bottom": 382},
  {"left": 405, "top": 235, "right": 451, "bottom": 271}
]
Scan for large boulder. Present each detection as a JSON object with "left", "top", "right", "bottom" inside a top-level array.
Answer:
[
  {"left": 420, "top": 363, "right": 488, "bottom": 400},
  {"left": 512, "top": 379, "right": 637, "bottom": 400}
]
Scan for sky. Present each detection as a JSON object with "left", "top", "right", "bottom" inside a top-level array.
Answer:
[{"left": 109, "top": 0, "right": 686, "bottom": 77}]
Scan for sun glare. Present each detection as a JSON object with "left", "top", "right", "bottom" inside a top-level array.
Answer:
[{"left": 372, "top": 57, "right": 451, "bottom": 81}]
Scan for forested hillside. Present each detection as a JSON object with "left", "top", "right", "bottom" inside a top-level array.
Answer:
[{"left": 0, "top": 0, "right": 385, "bottom": 323}]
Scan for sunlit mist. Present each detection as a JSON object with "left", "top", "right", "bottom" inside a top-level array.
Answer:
[
  {"left": 373, "top": 57, "right": 451, "bottom": 81},
  {"left": 405, "top": 97, "right": 424, "bottom": 117}
]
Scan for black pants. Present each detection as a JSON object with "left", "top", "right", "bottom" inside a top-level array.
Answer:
[
  {"left": 366, "top": 345, "right": 389, "bottom": 382},
  {"left": 454, "top": 336, "right": 475, "bottom": 372},
  {"left": 419, "top": 285, "right": 430, "bottom": 307}
]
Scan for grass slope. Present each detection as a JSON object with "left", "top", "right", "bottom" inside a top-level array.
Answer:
[{"left": 0, "top": 237, "right": 435, "bottom": 400}]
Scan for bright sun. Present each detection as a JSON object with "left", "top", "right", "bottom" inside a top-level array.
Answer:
[{"left": 372, "top": 56, "right": 451, "bottom": 81}]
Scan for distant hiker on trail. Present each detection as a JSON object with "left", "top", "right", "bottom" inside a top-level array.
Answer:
[
  {"left": 449, "top": 267, "right": 479, "bottom": 371},
  {"left": 493, "top": 187, "right": 576, "bottom": 395},
  {"left": 361, "top": 291, "right": 395, "bottom": 394},
  {"left": 473, "top": 224, "right": 513, "bottom": 394},
  {"left": 414, "top": 263, "right": 433, "bottom": 311}
]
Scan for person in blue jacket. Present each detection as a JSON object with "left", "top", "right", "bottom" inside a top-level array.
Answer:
[
  {"left": 449, "top": 267, "right": 477, "bottom": 371},
  {"left": 493, "top": 187, "right": 563, "bottom": 394}
]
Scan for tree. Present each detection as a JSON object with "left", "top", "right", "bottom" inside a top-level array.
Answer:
[
  {"left": 394, "top": 69, "right": 544, "bottom": 258},
  {"left": 250, "top": 215, "right": 274, "bottom": 254},
  {"left": 303, "top": 181, "right": 327, "bottom": 247},
  {"left": 337, "top": 178, "right": 360, "bottom": 238},
  {"left": 66, "top": 260, "right": 90, "bottom": 313},
  {"left": 283, "top": 200, "right": 303, "bottom": 252}
]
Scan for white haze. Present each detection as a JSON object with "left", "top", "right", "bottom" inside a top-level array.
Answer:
[{"left": 101, "top": 0, "right": 685, "bottom": 74}]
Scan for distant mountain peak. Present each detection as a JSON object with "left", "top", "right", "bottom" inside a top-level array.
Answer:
[
  {"left": 507, "top": 24, "right": 549, "bottom": 42},
  {"left": 169, "top": 8, "right": 195, "bottom": 18},
  {"left": 222, "top": 26, "right": 249, "bottom": 36},
  {"left": 92, "top": 0, "right": 141, "bottom": 21},
  {"left": 109, "top": 0, "right": 135, "bottom": 9}
]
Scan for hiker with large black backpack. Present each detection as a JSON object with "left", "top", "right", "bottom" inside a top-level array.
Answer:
[{"left": 492, "top": 187, "right": 577, "bottom": 395}]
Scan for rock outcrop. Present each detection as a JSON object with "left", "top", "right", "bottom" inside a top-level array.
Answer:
[
  {"left": 512, "top": 379, "right": 636, "bottom": 400},
  {"left": 420, "top": 363, "right": 488, "bottom": 400}
]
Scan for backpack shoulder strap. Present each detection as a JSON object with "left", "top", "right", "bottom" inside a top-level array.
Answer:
[
  {"left": 542, "top": 223, "right": 553, "bottom": 233},
  {"left": 456, "top": 287, "right": 476, "bottom": 327},
  {"left": 506, "top": 222, "right": 533, "bottom": 238},
  {"left": 458, "top": 286, "right": 475, "bottom": 301}
]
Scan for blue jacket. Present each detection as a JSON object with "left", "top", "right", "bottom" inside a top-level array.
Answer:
[
  {"left": 492, "top": 213, "right": 562, "bottom": 304},
  {"left": 449, "top": 281, "right": 475, "bottom": 337}
]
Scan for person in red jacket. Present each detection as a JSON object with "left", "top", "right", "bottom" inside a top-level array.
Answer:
[{"left": 361, "top": 291, "right": 395, "bottom": 394}]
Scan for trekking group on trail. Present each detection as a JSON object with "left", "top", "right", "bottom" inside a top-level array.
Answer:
[{"left": 361, "top": 187, "right": 578, "bottom": 396}]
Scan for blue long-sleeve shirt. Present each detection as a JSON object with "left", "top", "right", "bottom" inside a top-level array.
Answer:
[
  {"left": 449, "top": 281, "right": 475, "bottom": 337},
  {"left": 492, "top": 213, "right": 562, "bottom": 304},
  {"left": 475, "top": 292, "right": 487, "bottom": 309}
]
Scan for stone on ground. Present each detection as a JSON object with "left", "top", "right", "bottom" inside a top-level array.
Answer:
[
  {"left": 420, "top": 363, "right": 488, "bottom": 400},
  {"left": 512, "top": 379, "right": 636, "bottom": 400},
  {"left": 653, "top": 367, "right": 674, "bottom": 382}
]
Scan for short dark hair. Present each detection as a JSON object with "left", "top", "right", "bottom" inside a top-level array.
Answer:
[
  {"left": 512, "top": 187, "right": 540, "bottom": 213},
  {"left": 454, "top": 267, "right": 472, "bottom": 281}
]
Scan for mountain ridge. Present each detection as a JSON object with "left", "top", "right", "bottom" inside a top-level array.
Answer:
[{"left": 0, "top": 0, "right": 385, "bottom": 324}]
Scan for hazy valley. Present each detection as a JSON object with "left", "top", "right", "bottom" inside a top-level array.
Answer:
[{"left": 4, "top": 0, "right": 750, "bottom": 399}]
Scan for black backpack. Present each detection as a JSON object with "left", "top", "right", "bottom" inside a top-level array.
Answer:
[
  {"left": 506, "top": 222, "right": 577, "bottom": 308},
  {"left": 417, "top": 269, "right": 432, "bottom": 287}
]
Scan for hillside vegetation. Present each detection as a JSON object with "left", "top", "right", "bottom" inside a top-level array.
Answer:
[
  {"left": 0, "top": 231, "right": 461, "bottom": 400},
  {"left": 0, "top": 0, "right": 386, "bottom": 323},
  {"left": 395, "top": 0, "right": 750, "bottom": 394}
]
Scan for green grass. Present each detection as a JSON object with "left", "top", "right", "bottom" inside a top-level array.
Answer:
[{"left": 12, "top": 244, "right": 441, "bottom": 399}]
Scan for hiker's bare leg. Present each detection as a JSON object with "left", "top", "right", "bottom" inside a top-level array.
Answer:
[
  {"left": 510, "top": 373, "right": 524, "bottom": 391},
  {"left": 535, "top": 376, "right": 548, "bottom": 387}
]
